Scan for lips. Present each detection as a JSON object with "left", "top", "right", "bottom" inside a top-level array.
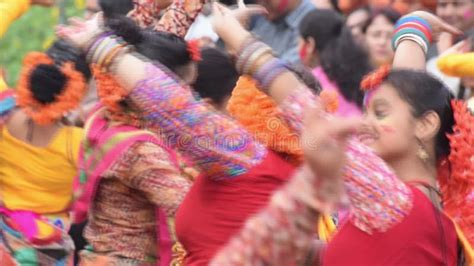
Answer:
[{"left": 357, "top": 132, "right": 378, "bottom": 145}]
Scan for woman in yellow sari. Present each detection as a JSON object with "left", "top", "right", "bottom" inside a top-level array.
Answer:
[{"left": 0, "top": 40, "right": 89, "bottom": 265}]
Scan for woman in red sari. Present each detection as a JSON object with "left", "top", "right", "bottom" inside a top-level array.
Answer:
[{"left": 209, "top": 8, "right": 473, "bottom": 266}]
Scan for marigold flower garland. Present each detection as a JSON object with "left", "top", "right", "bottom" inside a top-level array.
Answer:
[
  {"left": 92, "top": 65, "right": 143, "bottom": 127},
  {"left": 16, "top": 52, "right": 87, "bottom": 125},
  {"left": 227, "top": 76, "right": 339, "bottom": 165}
]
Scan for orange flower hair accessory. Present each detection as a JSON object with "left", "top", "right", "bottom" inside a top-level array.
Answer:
[
  {"left": 92, "top": 65, "right": 127, "bottom": 113},
  {"left": 320, "top": 90, "right": 339, "bottom": 113},
  {"left": 16, "top": 52, "right": 87, "bottom": 125},
  {"left": 187, "top": 39, "right": 202, "bottom": 62},
  {"left": 92, "top": 65, "right": 142, "bottom": 126},
  {"left": 360, "top": 65, "right": 391, "bottom": 92},
  {"left": 361, "top": 65, "right": 391, "bottom": 107}
]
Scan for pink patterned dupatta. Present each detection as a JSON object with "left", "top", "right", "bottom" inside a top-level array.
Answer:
[{"left": 72, "top": 106, "right": 178, "bottom": 266}]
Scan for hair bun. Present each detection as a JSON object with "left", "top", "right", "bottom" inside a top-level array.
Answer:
[{"left": 29, "top": 64, "right": 67, "bottom": 104}]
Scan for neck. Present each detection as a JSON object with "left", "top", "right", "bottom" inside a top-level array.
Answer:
[{"left": 387, "top": 153, "right": 437, "bottom": 185}]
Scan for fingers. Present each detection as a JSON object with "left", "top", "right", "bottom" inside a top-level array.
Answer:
[
  {"left": 328, "top": 118, "right": 363, "bottom": 142},
  {"left": 237, "top": 0, "right": 246, "bottom": 9},
  {"left": 445, "top": 39, "right": 471, "bottom": 55},
  {"left": 214, "top": 2, "right": 231, "bottom": 14},
  {"left": 67, "top": 17, "right": 86, "bottom": 28},
  {"left": 441, "top": 22, "right": 463, "bottom": 36},
  {"left": 303, "top": 101, "right": 325, "bottom": 129},
  {"left": 241, "top": 5, "right": 268, "bottom": 16}
]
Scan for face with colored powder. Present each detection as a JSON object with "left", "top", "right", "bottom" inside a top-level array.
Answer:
[
  {"left": 437, "top": 0, "right": 474, "bottom": 31},
  {"left": 256, "top": 0, "right": 290, "bottom": 21},
  {"left": 359, "top": 83, "right": 419, "bottom": 161}
]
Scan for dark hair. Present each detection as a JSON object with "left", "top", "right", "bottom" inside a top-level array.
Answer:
[
  {"left": 286, "top": 63, "right": 321, "bottom": 95},
  {"left": 29, "top": 40, "right": 91, "bottom": 104},
  {"left": 105, "top": 16, "right": 193, "bottom": 75},
  {"left": 193, "top": 47, "right": 239, "bottom": 105},
  {"left": 300, "top": 9, "right": 371, "bottom": 107},
  {"left": 193, "top": 49, "right": 321, "bottom": 105},
  {"left": 99, "top": 0, "right": 134, "bottom": 18},
  {"left": 362, "top": 7, "right": 401, "bottom": 33},
  {"left": 384, "top": 70, "right": 454, "bottom": 160}
]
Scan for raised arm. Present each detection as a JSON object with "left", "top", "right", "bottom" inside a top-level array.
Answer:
[
  {"left": 211, "top": 106, "right": 360, "bottom": 265},
  {"left": 213, "top": 3, "right": 413, "bottom": 233},
  {"left": 57, "top": 16, "right": 266, "bottom": 180}
]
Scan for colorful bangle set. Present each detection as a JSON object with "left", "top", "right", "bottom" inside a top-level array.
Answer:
[
  {"left": 236, "top": 36, "right": 289, "bottom": 90},
  {"left": 392, "top": 16, "right": 433, "bottom": 54},
  {"left": 86, "top": 33, "right": 132, "bottom": 71}
]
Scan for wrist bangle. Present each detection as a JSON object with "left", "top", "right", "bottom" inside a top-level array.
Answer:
[
  {"left": 242, "top": 46, "right": 273, "bottom": 75},
  {"left": 236, "top": 41, "right": 265, "bottom": 73},
  {"left": 86, "top": 32, "right": 112, "bottom": 62},
  {"left": 249, "top": 52, "right": 274, "bottom": 76}
]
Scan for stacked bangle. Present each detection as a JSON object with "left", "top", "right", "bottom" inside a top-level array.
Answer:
[
  {"left": 235, "top": 36, "right": 290, "bottom": 90},
  {"left": 392, "top": 16, "right": 433, "bottom": 54},
  {"left": 255, "top": 58, "right": 288, "bottom": 89},
  {"left": 86, "top": 34, "right": 131, "bottom": 71}
]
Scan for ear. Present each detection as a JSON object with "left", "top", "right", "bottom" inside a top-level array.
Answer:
[
  {"left": 415, "top": 111, "right": 441, "bottom": 142},
  {"left": 306, "top": 37, "right": 316, "bottom": 56}
]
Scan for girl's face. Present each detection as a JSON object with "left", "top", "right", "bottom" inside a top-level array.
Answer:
[
  {"left": 298, "top": 37, "right": 316, "bottom": 68},
  {"left": 365, "top": 15, "right": 395, "bottom": 67},
  {"left": 359, "top": 83, "right": 419, "bottom": 161},
  {"left": 347, "top": 9, "right": 370, "bottom": 45}
]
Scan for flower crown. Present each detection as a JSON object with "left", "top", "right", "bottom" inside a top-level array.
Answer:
[
  {"left": 16, "top": 52, "right": 87, "bottom": 125},
  {"left": 360, "top": 65, "right": 391, "bottom": 92}
]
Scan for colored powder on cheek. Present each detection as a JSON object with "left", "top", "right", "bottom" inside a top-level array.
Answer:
[
  {"left": 381, "top": 125, "right": 396, "bottom": 133},
  {"left": 464, "top": 9, "right": 474, "bottom": 20},
  {"left": 299, "top": 43, "right": 307, "bottom": 61},
  {"left": 277, "top": 0, "right": 289, "bottom": 14}
]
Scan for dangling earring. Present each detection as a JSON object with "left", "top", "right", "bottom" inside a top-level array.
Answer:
[{"left": 416, "top": 139, "right": 430, "bottom": 163}]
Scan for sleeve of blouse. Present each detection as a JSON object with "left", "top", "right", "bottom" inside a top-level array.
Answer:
[
  {"left": 154, "top": 0, "right": 206, "bottom": 37},
  {"left": 128, "top": 63, "right": 266, "bottom": 180},
  {"left": 278, "top": 87, "right": 413, "bottom": 233},
  {"left": 128, "top": 0, "right": 161, "bottom": 28},
  {"left": 210, "top": 166, "right": 322, "bottom": 266},
  {"left": 128, "top": 0, "right": 206, "bottom": 38},
  {"left": 121, "top": 142, "right": 191, "bottom": 216}
]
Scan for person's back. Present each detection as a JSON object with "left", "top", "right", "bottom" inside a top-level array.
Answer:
[
  {"left": 176, "top": 151, "right": 295, "bottom": 265},
  {"left": 0, "top": 40, "right": 90, "bottom": 265},
  {"left": 1, "top": 110, "right": 81, "bottom": 216},
  {"left": 78, "top": 109, "right": 190, "bottom": 265}
]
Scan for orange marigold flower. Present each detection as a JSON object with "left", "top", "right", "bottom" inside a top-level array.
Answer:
[
  {"left": 16, "top": 52, "right": 87, "bottom": 125},
  {"left": 227, "top": 76, "right": 303, "bottom": 165},
  {"left": 320, "top": 90, "right": 339, "bottom": 113},
  {"left": 360, "top": 65, "right": 391, "bottom": 92}
]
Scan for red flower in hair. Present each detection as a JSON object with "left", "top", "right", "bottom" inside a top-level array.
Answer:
[
  {"left": 187, "top": 39, "right": 202, "bottom": 62},
  {"left": 360, "top": 65, "right": 391, "bottom": 91}
]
